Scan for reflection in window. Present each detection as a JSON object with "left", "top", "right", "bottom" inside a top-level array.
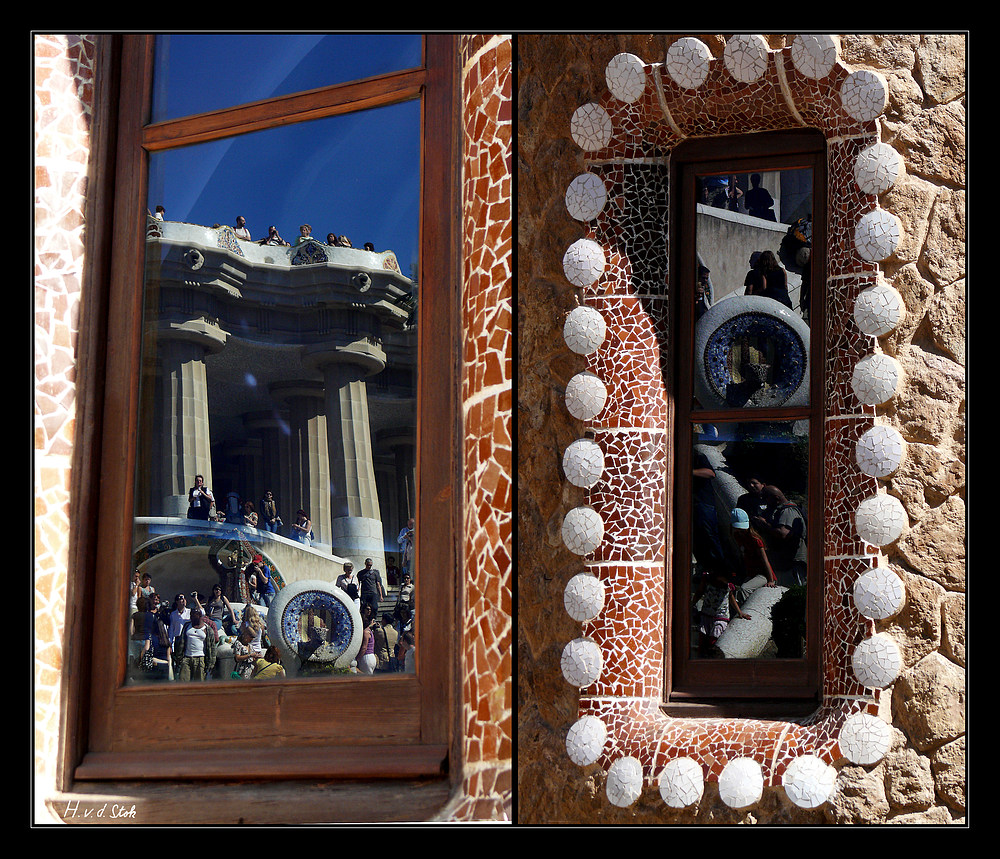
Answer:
[
  {"left": 689, "top": 422, "right": 808, "bottom": 660},
  {"left": 129, "top": 54, "right": 421, "bottom": 686},
  {"left": 683, "top": 163, "right": 815, "bottom": 668}
]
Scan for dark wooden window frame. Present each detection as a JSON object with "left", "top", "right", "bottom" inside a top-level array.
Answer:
[
  {"left": 667, "top": 130, "right": 826, "bottom": 712},
  {"left": 58, "top": 34, "right": 461, "bottom": 795}
]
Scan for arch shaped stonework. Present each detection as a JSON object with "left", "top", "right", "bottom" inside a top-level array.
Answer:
[{"left": 558, "top": 36, "right": 909, "bottom": 809}]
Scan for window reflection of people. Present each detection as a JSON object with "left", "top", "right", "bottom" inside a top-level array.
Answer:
[
  {"left": 695, "top": 568, "right": 751, "bottom": 657},
  {"left": 695, "top": 266, "right": 712, "bottom": 320},
  {"left": 730, "top": 508, "right": 777, "bottom": 589},
  {"left": 260, "top": 490, "right": 281, "bottom": 533},
  {"left": 257, "top": 225, "right": 289, "bottom": 246},
  {"left": 752, "top": 485, "right": 807, "bottom": 587},
  {"left": 744, "top": 173, "right": 776, "bottom": 221},
  {"left": 725, "top": 175, "right": 743, "bottom": 212},
  {"left": 292, "top": 509, "right": 312, "bottom": 546},
  {"left": 252, "top": 646, "right": 285, "bottom": 679},
  {"left": 745, "top": 250, "right": 792, "bottom": 309},
  {"left": 359, "top": 558, "right": 385, "bottom": 621},
  {"left": 233, "top": 215, "right": 252, "bottom": 241},
  {"left": 206, "top": 583, "right": 238, "bottom": 635},
  {"left": 358, "top": 604, "right": 378, "bottom": 675},
  {"left": 398, "top": 631, "right": 416, "bottom": 673},
  {"left": 187, "top": 474, "right": 215, "bottom": 520},
  {"left": 692, "top": 449, "right": 726, "bottom": 578},
  {"left": 336, "top": 562, "right": 361, "bottom": 609},
  {"left": 398, "top": 518, "right": 415, "bottom": 577},
  {"left": 242, "top": 500, "right": 258, "bottom": 528},
  {"left": 737, "top": 476, "right": 769, "bottom": 521}
]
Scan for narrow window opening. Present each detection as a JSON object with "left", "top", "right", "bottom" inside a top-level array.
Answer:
[{"left": 666, "top": 131, "right": 826, "bottom": 710}]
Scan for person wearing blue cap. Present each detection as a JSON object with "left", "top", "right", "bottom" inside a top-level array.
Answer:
[{"left": 730, "top": 507, "right": 777, "bottom": 589}]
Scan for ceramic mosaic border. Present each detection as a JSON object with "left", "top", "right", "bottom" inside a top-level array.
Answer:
[{"left": 558, "top": 36, "right": 909, "bottom": 810}]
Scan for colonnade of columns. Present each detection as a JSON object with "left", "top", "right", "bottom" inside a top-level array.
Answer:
[{"left": 149, "top": 318, "right": 415, "bottom": 576}]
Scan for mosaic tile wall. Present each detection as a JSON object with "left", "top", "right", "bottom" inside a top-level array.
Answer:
[
  {"left": 553, "top": 35, "right": 922, "bottom": 813},
  {"left": 440, "top": 33, "right": 513, "bottom": 822},
  {"left": 33, "top": 33, "right": 512, "bottom": 824},
  {"left": 34, "top": 33, "right": 95, "bottom": 823}
]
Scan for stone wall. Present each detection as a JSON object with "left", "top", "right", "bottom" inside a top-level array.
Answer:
[{"left": 517, "top": 34, "right": 965, "bottom": 824}]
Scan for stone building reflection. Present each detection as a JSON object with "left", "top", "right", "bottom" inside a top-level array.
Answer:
[{"left": 136, "top": 217, "right": 417, "bottom": 589}]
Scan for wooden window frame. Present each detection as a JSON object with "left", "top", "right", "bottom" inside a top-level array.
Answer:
[
  {"left": 59, "top": 34, "right": 461, "bottom": 790},
  {"left": 667, "top": 130, "right": 827, "bottom": 711}
]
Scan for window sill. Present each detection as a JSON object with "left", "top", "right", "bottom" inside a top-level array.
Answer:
[{"left": 46, "top": 776, "right": 453, "bottom": 824}]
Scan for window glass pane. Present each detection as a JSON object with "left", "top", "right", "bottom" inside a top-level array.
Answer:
[
  {"left": 689, "top": 421, "right": 808, "bottom": 660},
  {"left": 151, "top": 34, "right": 423, "bottom": 122},
  {"left": 693, "top": 167, "right": 813, "bottom": 411},
  {"left": 130, "top": 101, "right": 420, "bottom": 685}
]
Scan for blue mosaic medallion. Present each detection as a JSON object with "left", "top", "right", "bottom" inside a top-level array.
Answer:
[
  {"left": 694, "top": 296, "right": 810, "bottom": 410},
  {"left": 267, "top": 579, "right": 362, "bottom": 670}
]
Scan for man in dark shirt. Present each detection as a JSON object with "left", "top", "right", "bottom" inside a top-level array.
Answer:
[{"left": 358, "top": 558, "right": 386, "bottom": 621}]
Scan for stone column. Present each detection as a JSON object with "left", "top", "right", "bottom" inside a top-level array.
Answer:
[
  {"left": 305, "top": 341, "right": 388, "bottom": 575},
  {"left": 153, "top": 320, "right": 227, "bottom": 517},
  {"left": 271, "top": 381, "right": 332, "bottom": 546}
]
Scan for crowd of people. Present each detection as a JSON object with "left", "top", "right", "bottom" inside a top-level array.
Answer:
[
  {"left": 152, "top": 207, "right": 379, "bottom": 254},
  {"left": 127, "top": 559, "right": 416, "bottom": 683},
  {"left": 127, "top": 475, "right": 418, "bottom": 682},
  {"left": 691, "top": 455, "right": 807, "bottom": 657}
]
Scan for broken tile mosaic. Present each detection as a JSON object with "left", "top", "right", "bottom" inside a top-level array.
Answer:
[{"left": 555, "top": 34, "right": 911, "bottom": 811}]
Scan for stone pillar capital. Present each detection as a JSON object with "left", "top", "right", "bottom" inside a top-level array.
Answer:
[
  {"left": 156, "top": 318, "right": 228, "bottom": 355},
  {"left": 303, "top": 341, "right": 386, "bottom": 381}
]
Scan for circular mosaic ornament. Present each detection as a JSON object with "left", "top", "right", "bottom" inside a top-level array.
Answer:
[
  {"left": 855, "top": 424, "right": 906, "bottom": 478},
  {"left": 565, "top": 371, "right": 608, "bottom": 421},
  {"left": 266, "top": 579, "right": 362, "bottom": 671},
  {"left": 852, "top": 632, "right": 903, "bottom": 688},
  {"left": 695, "top": 295, "right": 810, "bottom": 410},
  {"left": 854, "top": 208, "right": 902, "bottom": 262},
  {"left": 854, "top": 142, "right": 903, "bottom": 196},
  {"left": 790, "top": 34, "right": 838, "bottom": 79},
  {"left": 565, "top": 172, "right": 608, "bottom": 222},
  {"left": 854, "top": 281, "right": 905, "bottom": 337},
  {"left": 561, "top": 637, "right": 603, "bottom": 687},
  {"left": 606, "top": 756, "right": 644, "bottom": 807},
  {"left": 855, "top": 493, "right": 908, "bottom": 546},
  {"left": 562, "top": 438, "right": 605, "bottom": 488},
  {"left": 718, "top": 757, "right": 764, "bottom": 809},
  {"left": 851, "top": 353, "right": 902, "bottom": 406},
  {"left": 665, "top": 37, "right": 712, "bottom": 90},
  {"left": 570, "top": 102, "right": 613, "bottom": 152},
  {"left": 838, "top": 713, "right": 893, "bottom": 765},
  {"left": 605, "top": 52, "right": 647, "bottom": 103},
  {"left": 563, "top": 304, "right": 607, "bottom": 355},
  {"left": 561, "top": 505, "right": 605, "bottom": 555},
  {"left": 566, "top": 714, "right": 608, "bottom": 766},
  {"left": 658, "top": 757, "right": 705, "bottom": 808},
  {"left": 564, "top": 572, "right": 606, "bottom": 622},
  {"left": 562, "top": 238, "right": 607, "bottom": 287},
  {"left": 782, "top": 755, "right": 838, "bottom": 809},
  {"left": 724, "top": 34, "right": 770, "bottom": 83},
  {"left": 853, "top": 566, "right": 906, "bottom": 620},
  {"left": 841, "top": 69, "right": 889, "bottom": 123}
]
